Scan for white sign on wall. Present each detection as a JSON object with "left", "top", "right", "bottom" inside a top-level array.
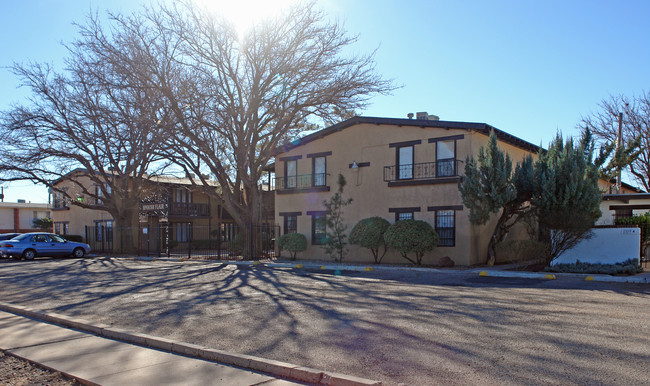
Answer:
[{"left": 552, "top": 227, "right": 640, "bottom": 266}]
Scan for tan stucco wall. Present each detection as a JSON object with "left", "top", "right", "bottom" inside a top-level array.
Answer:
[
  {"left": 52, "top": 176, "right": 232, "bottom": 240},
  {"left": 51, "top": 176, "right": 113, "bottom": 238},
  {"left": 275, "top": 122, "right": 538, "bottom": 266}
]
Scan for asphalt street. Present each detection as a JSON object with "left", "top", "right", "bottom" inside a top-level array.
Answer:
[{"left": 0, "top": 257, "right": 648, "bottom": 385}]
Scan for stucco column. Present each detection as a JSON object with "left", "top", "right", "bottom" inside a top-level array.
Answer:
[{"left": 13, "top": 208, "right": 19, "bottom": 231}]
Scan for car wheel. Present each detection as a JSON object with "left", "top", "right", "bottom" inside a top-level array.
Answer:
[
  {"left": 72, "top": 247, "right": 85, "bottom": 258},
  {"left": 22, "top": 249, "right": 36, "bottom": 260}
]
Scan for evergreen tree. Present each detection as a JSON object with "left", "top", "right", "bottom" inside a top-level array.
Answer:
[
  {"left": 322, "top": 174, "right": 353, "bottom": 262},
  {"left": 534, "top": 134, "right": 602, "bottom": 261},
  {"left": 459, "top": 130, "right": 535, "bottom": 265}
]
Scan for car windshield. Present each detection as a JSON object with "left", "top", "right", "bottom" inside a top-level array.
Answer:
[{"left": 14, "top": 234, "right": 32, "bottom": 241}]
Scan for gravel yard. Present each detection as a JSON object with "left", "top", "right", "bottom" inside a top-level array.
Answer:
[
  {"left": 0, "top": 257, "right": 649, "bottom": 385},
  {"left": 0, "top": 352, "right": 79, "bottom": 386}
]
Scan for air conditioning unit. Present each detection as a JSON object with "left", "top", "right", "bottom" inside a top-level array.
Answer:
[{"left": 416, "top": 112, "right": 429, "bottom": 120}]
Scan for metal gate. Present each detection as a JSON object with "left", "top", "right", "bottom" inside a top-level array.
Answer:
[{"left": 137, "top": 223, "right": 279, "bottom": 260}]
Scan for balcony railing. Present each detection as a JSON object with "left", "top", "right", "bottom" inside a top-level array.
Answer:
[
  {"left": 275, "top": 173, "right": 329, "bottom": 191},
  {"left": 169, "top": 202, "right": 210, "bottom": 217},
  {"left": 383, "top": 160, "right": 463, "bottom": 182}
]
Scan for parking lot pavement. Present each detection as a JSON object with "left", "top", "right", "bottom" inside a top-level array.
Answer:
[{"left": 1, "top": 257, "right": 649, "bottom": 385}]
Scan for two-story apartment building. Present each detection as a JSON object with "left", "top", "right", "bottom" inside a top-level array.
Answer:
[
  {"left": 274, "top": 115, "right": 541, "bottom": 266},
  {"left": 50, "top": 171, "right": 241, "bottom": 251}
]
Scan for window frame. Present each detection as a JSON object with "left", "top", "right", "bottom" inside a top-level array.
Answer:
[
  {"left": 435, "top": 209, "right": 456, "bottom": 247},
  {"left": 284, "top": 159, "right": 298, "bottom": 189},
  {"left": 312, "top": 156, "right": 327, "bottom": 187},
  {"left": 396, "top": 145, "right": 414, "bottom": 180},
  {"left": 308, "top": 211, "right": 327, "bottom": 245},
  {"left": 389, "top": 207, "right": 421, "bottom": 222},
  {"left": 284, "top": 215, "right": 298, "bottom": 234},
  {"left": 396, "top": 211, "right": 414, "bottom": 222},
  {"left": 427, "top": 205, "right": 463, "bottom": 247}
]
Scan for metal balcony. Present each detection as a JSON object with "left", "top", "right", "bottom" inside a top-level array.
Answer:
[
  {"left": 274, "top": 173, "right": 329, "bottom": 192},
  {"left": 383, "top": 160, "right": 462, "bottom": 183},
  {"left": 168, "top": 202, "right": 210, "bottom": 217}
]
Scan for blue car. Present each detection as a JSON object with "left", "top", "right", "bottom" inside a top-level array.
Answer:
[
  {"left": 0, "top": 233, "right": 21, "bottom": 241},
  {"left": 0, "top": 233, "right": 91, "bottom": 260}
]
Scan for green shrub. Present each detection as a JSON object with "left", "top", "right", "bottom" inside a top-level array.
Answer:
[
  {"left": 545, "top": 259, "right": 643, "bottom": 275},
  {"left": 33, "top": 217, "right": 53, "bottom": 230},
  {"left": 278, "top": 233, "right": 307, "bottom": 260},
  {"left": 63, "top": 235, "right": 83, "bottom": 243},
  {"left": 383, "top": 220, "right": 438, "bottom": 265},
  {"left": 226, "top": 233, "right": 244, "bottom": 255},
  {"left": 189, "top": 239, "right": 219, "bottom": 249},
  {"left": 496, "top": 239, "right": 549, "bottom": 264},
  {"left": 349, "top": 217, "right": 391, "bottom": 264}
]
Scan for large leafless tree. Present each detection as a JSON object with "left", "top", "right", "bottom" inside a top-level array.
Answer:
[
  {"left": 0, "top": 12, "right": 174, "bottom": 249},
  {"left": 1, "top": 2, "right": 392, "bottom": 255},
  {"left": 141, "top": 2, "right": 393, "bottom": 250},
  {"left": 582, "top": 93, "right": 650, "bottom": 191}
]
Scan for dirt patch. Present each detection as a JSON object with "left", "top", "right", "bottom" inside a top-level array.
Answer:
[{"left": 0, "top": 352, "right": 80, "bottom": 386}]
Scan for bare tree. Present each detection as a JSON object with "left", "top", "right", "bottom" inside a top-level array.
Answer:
[
  {"left": 139, "top": 2, "right": 394, "bottom": 255},
  {"left": 0, "top": 12, "right": 174, "bottom": 250},
  {"left": 582, "top": 93, "right": 649, "bottom": 191}
]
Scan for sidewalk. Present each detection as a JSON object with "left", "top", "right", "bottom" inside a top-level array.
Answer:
[{"left": 0, "top": 306, "right": 381, "bottom": 385}]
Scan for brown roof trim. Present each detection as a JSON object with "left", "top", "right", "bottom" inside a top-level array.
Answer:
[
  {"left": 275, "top": 116, "right": 542, "bottom": 155},
  {"left": 603, "top": 193, "right": 650, "bottom": 201}
]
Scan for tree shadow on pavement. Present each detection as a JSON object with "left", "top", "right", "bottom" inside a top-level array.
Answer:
[{"left": 0, "top": 257, "right": 649, "bottom": 385}]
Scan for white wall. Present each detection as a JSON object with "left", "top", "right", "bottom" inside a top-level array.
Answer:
[{"left": 552, "top": 227, "right": 640, "bottom": 265}]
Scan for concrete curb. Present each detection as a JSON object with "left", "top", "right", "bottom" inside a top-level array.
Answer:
[
  {"left": 0, "top": 302, "right": 381, "bottom": 386},
  {"left": 472, "top": 268, "right": 649, "bottom": 283},
  {"left": 126, "top": 256, "right": 650, "bottom": 284}
]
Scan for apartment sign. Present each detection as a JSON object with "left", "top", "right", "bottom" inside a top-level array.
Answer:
[{"left": 140, "top": 203, "right": 168, "bottom": 213}]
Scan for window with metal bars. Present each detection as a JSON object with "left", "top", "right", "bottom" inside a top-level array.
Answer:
[{"left": 436, "top": 210, "right": 455, "bottom": 246}]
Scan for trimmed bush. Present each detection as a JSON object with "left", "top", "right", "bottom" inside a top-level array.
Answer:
[
  {"left": 545, "top": 259, "right": 643, "bottom": 275},
  {"left": 349, "top": 217, "right": 391, "bottom": 264},
  {"left": 278, "top": 233, "right": 307, "bottom": 260},
  {"left": 63, "top": 234, "right": 83, "bottom": 243},
  {"left": 496, "top": 239, "right": 549, "bottom": 264},
  {"left": 384, "top": 220, "right": 438, "bottom": 265},
  {"left": 226, "top": 233, "right": 244, "bottom": 255}
]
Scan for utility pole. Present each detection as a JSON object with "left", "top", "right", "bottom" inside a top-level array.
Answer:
[
  {"left": 0, "top": 186, "right": 4, "bottom": 202},
  {"left": 616, "top": 111, "right": 623, "bottom": 193}
]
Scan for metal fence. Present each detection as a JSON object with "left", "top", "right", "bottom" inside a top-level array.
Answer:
[{"left": 86, "top": 223, "right": 278, "bottom": 260}]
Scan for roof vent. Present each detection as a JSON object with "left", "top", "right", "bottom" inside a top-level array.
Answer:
[
  {"left": 415, "top": 112, "right": 440, "bottom": 121},
  {"left": 407, "top": 113, "right": 414, "bottom": 119}
]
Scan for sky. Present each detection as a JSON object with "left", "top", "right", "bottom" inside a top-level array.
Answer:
[{"left": 1, "top": 0, "right": 649, "bottom": 203}]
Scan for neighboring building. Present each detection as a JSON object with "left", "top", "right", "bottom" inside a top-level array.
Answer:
[
  {"left": 49, "top": 172, "right": 258, "bottom": 248},
  {"left": 0, "top": 201, "right": 51, "bottom": 233},
  {"left": 274, "top": 115, "right": 541, "bottom": 266}
]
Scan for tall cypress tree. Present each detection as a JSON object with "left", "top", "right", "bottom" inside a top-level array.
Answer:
[
  {"left": 534, "top": 134, "right": 602, "bottom": 261},
  {"left": 459, "top": 131, "right": 535, "bottom": 265}
]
